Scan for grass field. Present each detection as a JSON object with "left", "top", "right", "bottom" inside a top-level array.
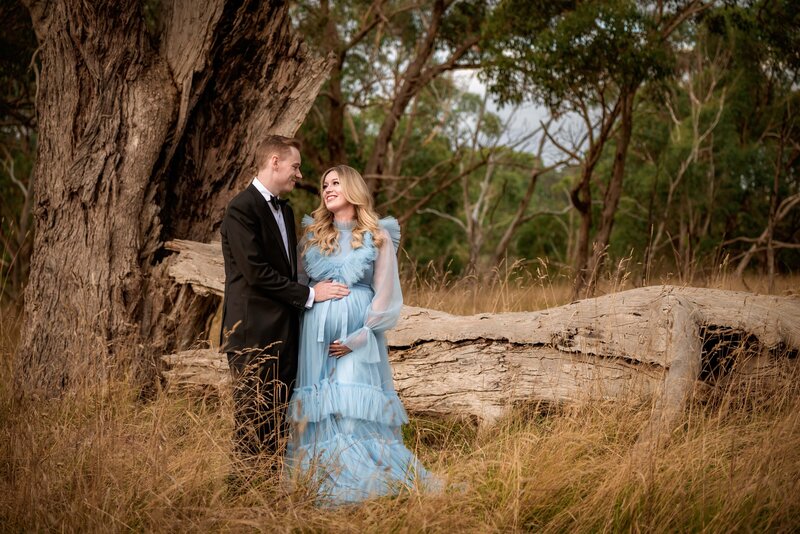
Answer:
[{"left": 2, "top": 274, "right": 799, "bottom": 532}]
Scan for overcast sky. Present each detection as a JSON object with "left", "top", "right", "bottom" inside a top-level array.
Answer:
[{"left": 452, "top": 70, "right": 576, "bottom": 166}]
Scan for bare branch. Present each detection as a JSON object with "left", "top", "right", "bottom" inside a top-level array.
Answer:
[
  {"left": 660, "top": 0, "right": 713, "bottom": 39},
  {"left": 541, "top": 120, "right": 581, "bottom": 162},
  {"left": 518, "top": 204, "right": 572, "bottom": 226},
  {"left": 418, "top": 207, "right": 467, "bottom": 231},
  {"left": 0, "top": 146, "right": 28, "bottom": 197}
]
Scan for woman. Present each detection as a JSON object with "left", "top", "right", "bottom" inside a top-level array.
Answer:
[{"left": 287, "top": 165, "right": 437, "bottom": 505}]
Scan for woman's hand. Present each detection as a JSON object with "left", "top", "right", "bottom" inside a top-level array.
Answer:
[{"left": 328, "top": 341, "right": 352, "bottom": 358}]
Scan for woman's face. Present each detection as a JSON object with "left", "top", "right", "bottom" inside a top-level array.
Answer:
[{"left": 322, "top": 171, "right": 352, "bottom": 214}]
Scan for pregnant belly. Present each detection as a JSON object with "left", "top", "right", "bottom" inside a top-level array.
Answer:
[{"left": 307, "top": 284, "right": 373, "bottom": 343}]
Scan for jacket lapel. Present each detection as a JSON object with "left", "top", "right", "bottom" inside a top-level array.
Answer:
[
  {"left": 284, "top": 203, "right": 298, "bottom": 278},
  {"left": 246, "top": 184, "right": 292, "bottom": 272}
]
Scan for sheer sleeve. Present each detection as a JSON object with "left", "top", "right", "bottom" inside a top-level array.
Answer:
[{"left": 340, "top": 228, "right": 402, "bottom": 363}]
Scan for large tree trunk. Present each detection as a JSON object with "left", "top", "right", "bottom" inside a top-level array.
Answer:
[
  {"left": 160, "top": 239, "right": 800, "bottom": 442},
  {"left": 16, "top": 0, "right": 333, "bottom": 397}
]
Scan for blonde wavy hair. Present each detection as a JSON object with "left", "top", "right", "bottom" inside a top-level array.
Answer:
[{"left": 304, "top": 165, "right": 385, "bottom": 255}]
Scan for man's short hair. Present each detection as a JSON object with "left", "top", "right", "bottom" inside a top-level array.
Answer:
[{"left": 254, "top": 135, "right": 302, "bottom": 171}]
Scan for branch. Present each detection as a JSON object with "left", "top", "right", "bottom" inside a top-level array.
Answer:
[
  {"left": 342, "top": 1, "right": 419, "bottom": 51},
  {"left": 342, "top": 0, "right": 386, "bottom": 51},
  {"left": 660, "top": 0, "right": 712, "bottom": 39},
  {"left": 541, "top": 120, "right": 582, "bottom": 162},
  {"left": 728, "top": 242, "right": 800, "bottom": 264},
  {"left": 376, "top": 156, "right": 459, "bottom": 210},
  {"left": 418, "top": 207, "right": 467, "bottom": 231},
  {"left": 777, "top": 192, "right": 800, "bottom": 221},
  {"left": 395, "top": 154, "right": 492, "bottom": 225},
  {"left": 0, "top": 146, "right": 27, "bottom": 197},
  {"left": 518, "top": 205, "right": 573, "bottom": 225}
]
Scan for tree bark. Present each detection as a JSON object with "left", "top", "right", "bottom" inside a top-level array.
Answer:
[{"left": 16, "top": 0, "right": 333, "bottom": 397}]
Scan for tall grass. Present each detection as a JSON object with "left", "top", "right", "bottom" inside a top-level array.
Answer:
[
  {"left": 401, "top": 258, "right": 576, "bottom": 315},
  {"left": 2, "top": 272, "right": 800, "bottom": 532},
  {"left": 402, "top": 256, "right": 800, "bottom": 315}
]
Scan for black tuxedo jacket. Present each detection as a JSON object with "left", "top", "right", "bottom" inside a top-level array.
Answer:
[{"left": 219, "top": 183, "right": 310, "bottom": 361}]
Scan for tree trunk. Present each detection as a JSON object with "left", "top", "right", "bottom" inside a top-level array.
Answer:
[
  {"left": 766, "top": 116, "right": 786, "bottom": 293},
  {"left": 569, "top": 102, "right": 621, "bottom": 300},
  {"left": 322, "top": 0, "right": 346, "bottom": 166},
  {"left": 362, "top": 0, "right": 446, "bottom": 191},
  {"left": 583, "top": 88, "right": 637, "bottom": 295},
  {"left": 16, "top": 0, "right": 333, "bottom": 397},
  {"left": 488, "top": 128, "right": 564, "bottom": 268},
  {"left": 571, "top": 162, "right": 594, "bottom": 297},
  {"left": 362, "top": 0, "right": 481, "bottom": 195}
]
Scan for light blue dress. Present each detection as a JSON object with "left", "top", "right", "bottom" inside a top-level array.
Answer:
[{"left": 286, "top": 216, "right": 438, "bottom": 505}]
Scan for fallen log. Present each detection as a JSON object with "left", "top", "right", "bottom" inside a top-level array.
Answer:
[{"left": 161, "top": 239, "right": 800, "bottom": 444}]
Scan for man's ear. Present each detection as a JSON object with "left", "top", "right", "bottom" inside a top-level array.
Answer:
[{"left": 271, "top": 154, "right": 280, "bottom": 169}]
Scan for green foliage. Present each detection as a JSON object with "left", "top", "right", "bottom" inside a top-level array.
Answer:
[
  {"left": 611, "top": 1, "right": 800, "bottom": 276},
  {"left": 4, "top": 0, "right": 799, "bottom": 295},
  {"left": 291, "top": 0, "right": 799, "bottom": 279},
  {"left": 483, "top": 0, "right": 673, "bottom": 109}
]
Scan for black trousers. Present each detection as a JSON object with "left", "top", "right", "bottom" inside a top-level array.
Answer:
[{"left": 226, "top": 348, "right": 294, "bottom": 461}]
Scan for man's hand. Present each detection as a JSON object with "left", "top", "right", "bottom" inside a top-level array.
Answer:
[
  {"left": 313, "top": 280, "right": 350, "bottom": 302},
  {"left": 328, "top": 341, "right": 352, "bottom": 358}
]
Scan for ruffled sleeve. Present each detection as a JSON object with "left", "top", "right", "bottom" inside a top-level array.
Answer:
[
  {"left": 340, "top": 222, "right": 403, "bottom": 363},
  {"left": 379, "top": 216, "right": 401, "bottom": 250}
]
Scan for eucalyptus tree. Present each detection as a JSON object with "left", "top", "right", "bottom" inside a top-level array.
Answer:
[
  {"left": 717, "top": 0, "right": 800, "bottom": 288},
  {"left": 16, "top": 0, "right": 331, "bottom": 396},
  {"left": 483, "top": 0, "right": 713, "bottom": 297},
  {"left": 627, "top": 27, "right": 731, "bottom": 283},
  {"left": 292, "top": 0, "right": 488, "bottom": 197},
  {"left": 621, "top": 0, "right": 800, "bottom": 286}
]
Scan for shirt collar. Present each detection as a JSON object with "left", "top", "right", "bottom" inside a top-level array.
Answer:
[{"left": 252, "top": 177, "right": 277, "bottom": 204}]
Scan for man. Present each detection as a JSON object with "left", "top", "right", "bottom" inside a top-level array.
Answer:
[{"left": 220, "top": 135, "right": 348, "bottom": 463}]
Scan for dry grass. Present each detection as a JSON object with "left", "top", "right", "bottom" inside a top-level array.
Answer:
[
  {"left": 401, "top": 259, "right": 577, "bottom": 315},
  {"left": 402, "top": 257, "right": 800, "bottom": 315},
  {"left": 2, "top": 273, "right": 800, "bottom": 532}
]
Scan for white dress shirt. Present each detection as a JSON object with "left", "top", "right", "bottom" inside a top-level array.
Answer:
[{"left": 252, "top": 178, "right": 314, "bottom": 308}]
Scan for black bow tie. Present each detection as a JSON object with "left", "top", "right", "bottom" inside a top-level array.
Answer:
[{"left": 268, "top": 195, "right": 287, "bottom": 210}]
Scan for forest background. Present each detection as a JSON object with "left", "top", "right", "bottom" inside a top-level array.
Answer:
[{"left": 2, "top": 0, "right": 798, "bottom": 308}]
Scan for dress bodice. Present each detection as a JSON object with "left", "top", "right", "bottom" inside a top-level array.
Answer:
[
  {"left": 300, "top": 216, "right": 400, "bottom": 287},
  {"left": 329, "top": 221, "right": 375, "bottom": 285}
]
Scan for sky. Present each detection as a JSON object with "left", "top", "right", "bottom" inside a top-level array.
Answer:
[{"left": 452, "top": 70, "right": 579, "bottom": 166}]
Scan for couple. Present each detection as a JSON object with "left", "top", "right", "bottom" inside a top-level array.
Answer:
[{"left": 220, "top": 135, "right": 436, "bottom": 504}]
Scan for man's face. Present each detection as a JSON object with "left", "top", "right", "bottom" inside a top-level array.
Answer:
[{"left": 272, "top": 147, "right": 302, "bottom": 196}]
